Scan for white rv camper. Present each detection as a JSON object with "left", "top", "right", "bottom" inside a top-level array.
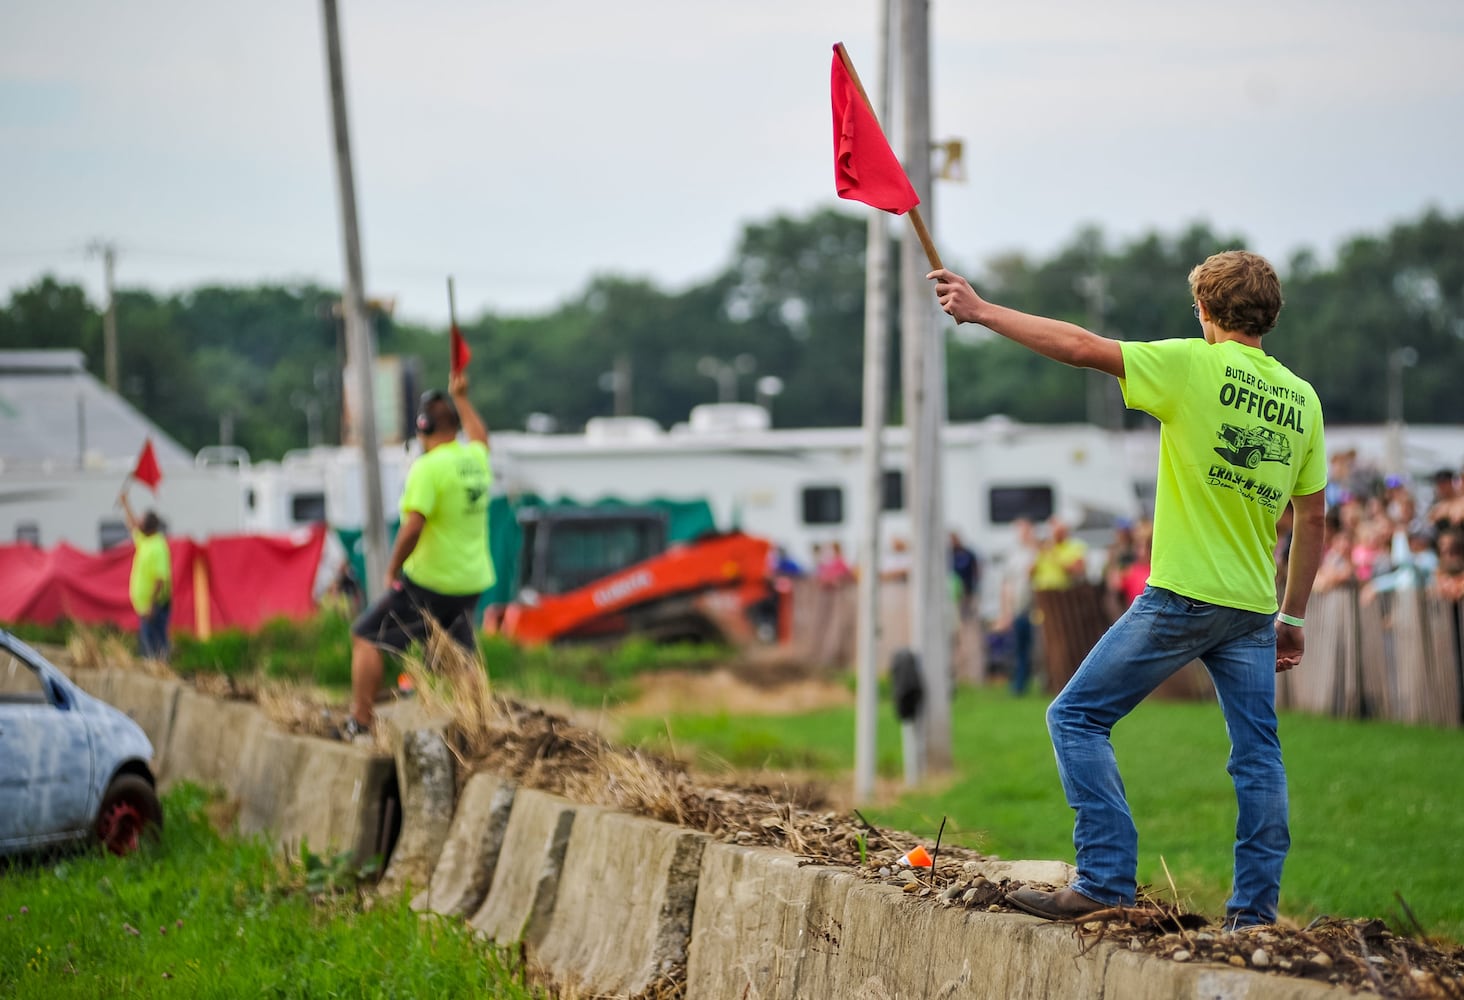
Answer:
[{"left": 490, "top": 405, "right": 1144, "bottom": 603}]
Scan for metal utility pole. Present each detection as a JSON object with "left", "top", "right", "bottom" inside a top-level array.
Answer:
[
  {"left": 321, "top": 0, "right": 388, "bottom": 598},
  {"left": 854, "top": 0, "right": 895, "bottom": 805},
  {"left": 1077, "top": 271, "right": 1122, "bottom": 429},
  {"left": 900, "top": 0, "right": 952, "bottom": 774},
  {"left": 88, "top": 241, "right": 119, "bottom": 391}
]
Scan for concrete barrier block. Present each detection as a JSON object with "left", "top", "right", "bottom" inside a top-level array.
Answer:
[
  {"left": 107, "top": 671, "right": 183, "bottom": 756},
  {"left": 804, "top": 879, "right": 1107, "bottom": 1000},
  {"left": 234, "top": 726, "right": 311, "bottom": 839},
  {"left": 687, "top": 843, "right": 854, "bottom": 999},
  {"left": 234, "top": 727, "right": 395, "bottom": 865},
  {"left": 226, "top": 723, "right": 392, "bottom": 866},
  {"left": 413, "top": 772, "right": 517, "bottom": 918},
  {"left": 687, "top": 846, "right": 1113, "bottom": 1000},
  {"left": 377, "top": 726, "right": 456, "bottom": 898},
  {"left": 470, "top": 789, "right": 589, "bottom": 949},
  {"left": 535, "top": 809, "right": 708, "bottom": 998},
  {"left": 1103, "top": 948, "right": 1350, "bottom": 999},
  {"left": 158, "top": 687, "right": 269, "bottom": 793}
]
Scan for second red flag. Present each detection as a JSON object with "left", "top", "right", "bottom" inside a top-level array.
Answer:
[{"left": 830, "top": 48, "right": 920, "bottom": 215}]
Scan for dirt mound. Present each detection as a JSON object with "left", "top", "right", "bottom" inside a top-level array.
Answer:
[{"left": 52, "top": 643, "right": 1464, "bottom": 996}]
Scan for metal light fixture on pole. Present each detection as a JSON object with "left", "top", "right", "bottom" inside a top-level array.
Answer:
[{"left": 697, "top": 354, "right": 756, "bottom": 403}]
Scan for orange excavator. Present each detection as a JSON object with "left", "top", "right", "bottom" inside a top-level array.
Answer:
[{"left": 485, "top": 507, "right": 783, "bottom": 646}]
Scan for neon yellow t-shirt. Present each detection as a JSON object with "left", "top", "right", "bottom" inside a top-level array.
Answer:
[
  {"left": 400, "top": 440, "right": 495, "bottom": 596},
  {"left": 129, "top": 531, "right": 171, "bottom": 615},
  {"left": 1119, "top": 338, "right": 1326, "bottom": 613},
  {"left": 1032, "top": 538, "right": 1088, "bottom": 591}
]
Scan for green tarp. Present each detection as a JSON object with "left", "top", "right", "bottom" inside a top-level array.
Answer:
[{"left": 335, "top": 494, "right": 716, "bottom": 613}]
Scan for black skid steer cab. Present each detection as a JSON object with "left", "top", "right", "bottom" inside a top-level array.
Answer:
[{"left": 1215, "top": 423, "right": 1292, "bottom": 470}]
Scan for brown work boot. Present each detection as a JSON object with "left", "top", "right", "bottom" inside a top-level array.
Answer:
[{"left": 1007, "top": 885, "right": 1108, "bottom": 920}]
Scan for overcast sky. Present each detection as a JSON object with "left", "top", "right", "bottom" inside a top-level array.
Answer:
[{"left": 3, "top": 1, "right": 1462, "bottom": 328}]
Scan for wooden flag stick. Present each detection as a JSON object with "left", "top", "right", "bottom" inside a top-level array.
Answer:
[
  {"left": 834, "top": 42, "right": 944, "bottom": 271},
  {"left": 447, "top": 275, "right": 458, "bottom": 328}
]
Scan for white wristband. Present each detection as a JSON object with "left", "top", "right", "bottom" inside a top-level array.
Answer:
[{"left": 1277, "top": 612, "right": 1305, "bottom": 628}]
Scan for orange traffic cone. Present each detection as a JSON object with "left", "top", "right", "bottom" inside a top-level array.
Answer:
[{"left": 899, "top": 845, "right": 933, "bottom": 868}]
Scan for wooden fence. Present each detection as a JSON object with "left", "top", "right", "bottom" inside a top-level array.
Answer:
[
  {"left": 783, "top": 578, "right": 988, "bottom": 685},
  {"left": 1278, "top": 586, "right": 1463, "bottom": 727},
  {"left": 782, "top": 577, "right": 1462, "bottom": 728},
  {"left": 1034, "top": 584, "right": 1463, "bottom": 728}
]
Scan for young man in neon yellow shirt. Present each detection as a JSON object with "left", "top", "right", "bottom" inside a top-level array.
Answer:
[
  {"left": 345, "top": 369, "right": 493, "bottom": 736},
  {"left": 931, "top": 251, "right": 1327, "bottom": 928},
  {"left": 120, "top": 494, "right": 172, "bottom": 662}
]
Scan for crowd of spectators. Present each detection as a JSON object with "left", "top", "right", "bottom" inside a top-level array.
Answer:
[{"left": 1292, "top": 449, "right": 1464, "bottom": 604}]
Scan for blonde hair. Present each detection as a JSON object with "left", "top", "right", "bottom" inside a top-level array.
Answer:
[{"left": 1188, "top": 250, "right": 1283, "bottom": 337}]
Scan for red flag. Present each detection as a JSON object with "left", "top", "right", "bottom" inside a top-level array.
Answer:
[
  {"left": 831, "top": 49, "right": 919, "bottom": 215},
  {"left": 131, "top": 438, "right": 163, "bottom": 492},
  {"left": 450, "top": 323, "right": 472, "bottom": 375}
]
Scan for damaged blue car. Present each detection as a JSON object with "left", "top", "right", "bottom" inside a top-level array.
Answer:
[{"left": 0, "top": 629, "right": 162, "bottom": 857}]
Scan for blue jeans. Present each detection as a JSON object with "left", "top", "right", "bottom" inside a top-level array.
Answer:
[
  {"left": 139, "top": 601, "right": 172, "bottom": 662},
  {"left": 1046, "top": 585, "right": 1287, "bottom": 926},
  {"left": 1010, "top": 611, "right": 1034, "bottom": 694}
]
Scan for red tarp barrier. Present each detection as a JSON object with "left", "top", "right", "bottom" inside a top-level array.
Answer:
[{"left": 0, "top": 525, "right": 326, "bottom": 635}]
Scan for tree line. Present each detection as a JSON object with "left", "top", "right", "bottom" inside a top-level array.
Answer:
[{"left": 2, "top": 207, "right": 1460, "bottom": 463}]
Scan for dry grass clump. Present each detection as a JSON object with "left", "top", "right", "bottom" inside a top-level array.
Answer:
[
  {"left": 191, "top": 671, "right": 256, "bottom": 701},
  {"left": 65, "top": 624, "right": 171, "bottom": 677},
  {"left": 396, "top": 621, "right": 507, "bottom": 763},
  {"left": 255, "top": 680, "right": 346, "bottom": 739},
  {"left": 380, "top": 628, "right": 867, "bottom": 856}
]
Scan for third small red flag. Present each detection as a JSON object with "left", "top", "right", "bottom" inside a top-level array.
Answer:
[
  {"left": 131, "top": 438, "right": 163, "bottom": 492},
  {"left": 450, "top": 324, "right": 472, "bottom": 375}
]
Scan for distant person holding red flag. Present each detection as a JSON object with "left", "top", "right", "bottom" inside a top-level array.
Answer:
[
  {"left": 118, "top": 491, "right": 171, "bottom": 662},
  {"left": 341, "top": 367, "right": 493, "bottom": 740}
]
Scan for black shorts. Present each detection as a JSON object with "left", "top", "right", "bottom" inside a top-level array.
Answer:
[{"left": 350, "top": 576, "right": 481, "bottom": 655}]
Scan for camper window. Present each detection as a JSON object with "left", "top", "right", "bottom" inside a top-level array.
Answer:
[
  {"left": 290, "top": 492, "right": 327, "bottom": 524},
  {"left": 989, "top": 485, "right": 1055, "bottom": 524},
  {"left": 801, "top": 486, "right": 844, "bottom": 526},
  {"left": 14, "top": 521, "right": 39, "bottom": 546},
  {"left": 882, "top": 470, "right": 904, "bottom": 511},
  {"left": 98, "top": 519, "right": 128, "bottom": 550}
]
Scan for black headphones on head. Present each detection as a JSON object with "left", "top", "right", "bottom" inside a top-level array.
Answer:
[{"left": 416, "top": 390, "right": 457, "bottom": 436}]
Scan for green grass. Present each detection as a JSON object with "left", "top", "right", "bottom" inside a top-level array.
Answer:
[
  {"left": 0, "top": 785, "right": 544, "bottom": 999},
  {"left": 620, "top": 685, "right": 1464, "bottom": 943},
  {"left": 481, "top": 634, "right": 730, "bottom": 707}
]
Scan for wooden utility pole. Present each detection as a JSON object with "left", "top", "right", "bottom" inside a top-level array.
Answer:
[
  {"left": 321, "top": 0, "right": 388, "bottom": 598},
  {"left": 900, "top": 0, "right": 952, "bottom": 773},
  {"left": 88, "top": 241, "right": 119, "bottom": 392},
  {"left": 854, "top": 0, "right": 896, "bottom": 805}
]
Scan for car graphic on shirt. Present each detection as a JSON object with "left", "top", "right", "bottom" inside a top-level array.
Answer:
[{"left": 1215, "top": 423, "right": 1292, "bottom": 470}]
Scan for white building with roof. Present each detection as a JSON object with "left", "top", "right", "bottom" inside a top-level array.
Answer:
[{"left": 0, "top": 350, "right": 250, "bottom": 549}]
